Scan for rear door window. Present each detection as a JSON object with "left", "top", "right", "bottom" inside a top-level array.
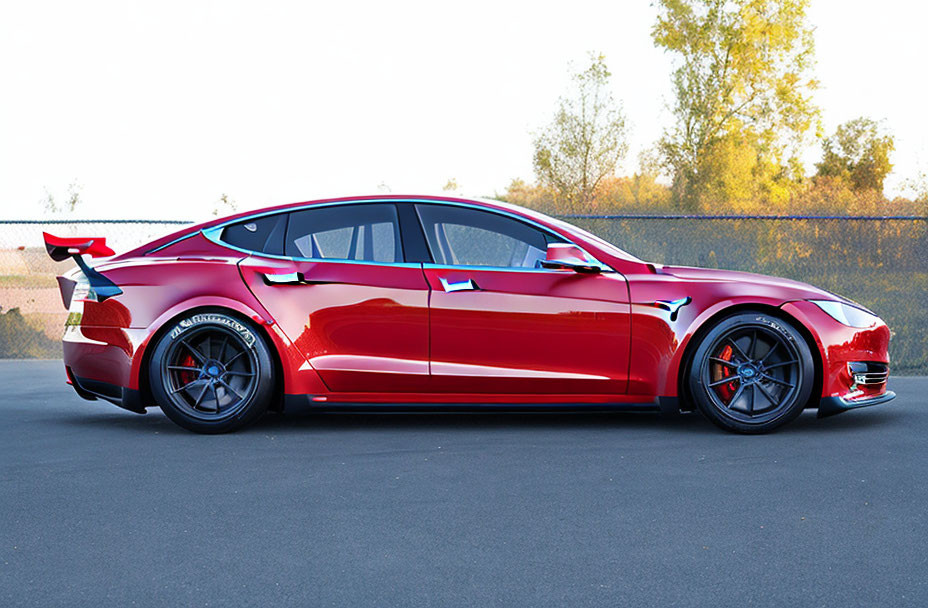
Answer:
[{"left": 285, "top": 203, "right": 403, "bottom": 263}]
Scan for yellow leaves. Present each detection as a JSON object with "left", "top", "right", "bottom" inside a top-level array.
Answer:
[{"left": 654, "top": 0, "right": 819, "bottom": 210}]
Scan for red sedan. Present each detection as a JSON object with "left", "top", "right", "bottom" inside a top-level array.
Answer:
[{"left": 45, "top": 195, "right": 893, "bottom": 433}]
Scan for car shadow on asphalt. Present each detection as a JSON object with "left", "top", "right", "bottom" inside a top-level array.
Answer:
[
  {"left": 253, "top": 406, "right": 907, "bottom": 435},
  {"left": 51, "top": 403, "right": 908, "bottom": 437}
]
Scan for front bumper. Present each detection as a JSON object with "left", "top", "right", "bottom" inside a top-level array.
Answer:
[
  {"left": 818, "top": 390, "right": 896, "bottom": 418},
  {"left": 781, "top": 300, "right": 893, "bottom": 409}
]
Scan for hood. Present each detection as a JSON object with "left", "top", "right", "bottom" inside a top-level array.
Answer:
[{"left": 658, "top": 265, "right": 851, "bottom": 304}]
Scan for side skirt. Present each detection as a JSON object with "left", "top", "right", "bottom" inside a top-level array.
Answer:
[{"left": 283, "top": 394, "right": 667, "bottom": 414}]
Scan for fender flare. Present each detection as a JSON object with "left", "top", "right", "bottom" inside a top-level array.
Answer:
[
  {"left": 128, "top": 296, "right": 327, "bottom": 399},
  {"left": 659, "top": 296, "right": 826, "bottom": 399}
]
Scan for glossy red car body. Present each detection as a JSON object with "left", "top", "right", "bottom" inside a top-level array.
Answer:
[{"left": 51, "top": 195, "right": 892, "bottom": 418}]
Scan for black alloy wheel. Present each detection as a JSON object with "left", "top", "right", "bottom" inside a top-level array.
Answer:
[
  {"left": 688, "top": 311, "right": 814, "bottom": 433},
  {"left": 149, "top": 311, "right": 274, "bottom": 433}
]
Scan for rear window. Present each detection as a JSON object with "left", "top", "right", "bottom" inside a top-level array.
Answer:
[{"left": 220, "top": 213, "right": 287, "bottom": 255}]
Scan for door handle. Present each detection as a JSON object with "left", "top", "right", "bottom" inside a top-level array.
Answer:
[
  {"left": 439, "top": 277, "right": 478, "bottom": 292},
  {"left": 263, "top": 271, "right": 339, "bottom": 286},
  {"left": 264, "top": 272, "right": 302, "bottom": 285}
]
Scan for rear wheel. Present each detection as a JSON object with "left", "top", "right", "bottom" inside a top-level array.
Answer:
[
  {"left": 687, "top": 311, "right": 814, "bottom": 434},
  {"left": 149, "top": 311, "right": 275, "bottom": 433}
]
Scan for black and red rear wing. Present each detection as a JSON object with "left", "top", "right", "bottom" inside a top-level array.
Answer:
[
  {"left": 43, "top": 232, "right": 122, "bottom": 304},
  {"left": 43, "top": 232, "right": 115, "bottom": 261}
]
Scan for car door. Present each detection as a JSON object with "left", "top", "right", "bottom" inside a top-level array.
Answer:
[
  {"left": 413, "top": 203, "right": 631, "bottom": 395},
  {"left": 234, "top": 203, "right": 430, "bottom": 393}
]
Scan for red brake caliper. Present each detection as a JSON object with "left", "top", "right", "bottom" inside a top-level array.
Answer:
[
  {"left": 712, "top": 344, "right": 736, "bottom": 402},
  {"left": 177, "top": 353, "right": 197, "bottom": 388}
]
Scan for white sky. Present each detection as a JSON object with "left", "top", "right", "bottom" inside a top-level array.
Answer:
[{"left": 1, "top": 0, "right": 926, "bottom": 220}]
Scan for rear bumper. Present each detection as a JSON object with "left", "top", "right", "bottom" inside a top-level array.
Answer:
[
  {"left": 818, "top": 390, "right": 896, "bottom": 418},
  {"left": 66, "top": 366, "right": 146, "bottom": 414},
  {"left": 62, "top": 324, "right": 148, "bottom": 414}
]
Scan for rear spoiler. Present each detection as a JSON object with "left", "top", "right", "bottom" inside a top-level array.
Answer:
[
  {"left": 43, "top": 232, "right": 115, "bottom": 261},
  {"left": 43, "top": 232, "right": 122, "bottom": 303}
]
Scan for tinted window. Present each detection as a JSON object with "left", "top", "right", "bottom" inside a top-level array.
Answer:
[
  {"left": 285, "top": 203, "right": 403, "bottom": 263},
  {"left": 415, "top": 204, "right": 561, "bottom": 268},
  {"left": 220, "top": 213, "right": 287, "bottom": 255}
]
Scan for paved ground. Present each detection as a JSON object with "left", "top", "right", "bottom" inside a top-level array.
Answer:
[{"left": 0, "top": 360, "right": 925, "bottom": 607}]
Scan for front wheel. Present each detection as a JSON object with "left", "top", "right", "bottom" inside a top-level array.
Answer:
[
  {"left": 687, "top": 311, "right": 815, "bottom": 434},
  {"left": 149, "top": 311, "right": 275, "bottom": 433}
]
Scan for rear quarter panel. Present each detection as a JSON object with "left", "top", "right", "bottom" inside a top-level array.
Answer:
[{"left": 84, "top": 234, "right": 325, "bottom": 394}]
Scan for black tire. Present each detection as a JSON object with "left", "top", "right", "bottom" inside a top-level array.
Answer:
[
  {"left": 687, "top": 311, "right": 814, "bottom": 434},
  {"left": 148, "top": 311, "right": 275, "bottom": 433}
]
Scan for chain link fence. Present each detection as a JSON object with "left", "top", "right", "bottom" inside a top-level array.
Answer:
[{"left": 2, "top": 216, "right": 926, "bottom": 373}]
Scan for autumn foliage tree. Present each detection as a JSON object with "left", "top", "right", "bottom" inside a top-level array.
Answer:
[
  {"left": 532, "top": 54, "right": 628, "bottom": 212},
  {"left": 816, "top": 117, "right": 894, "bottom": 195},
  {"left": 653, "top": 0, "right": 820, "bottom": 211}
]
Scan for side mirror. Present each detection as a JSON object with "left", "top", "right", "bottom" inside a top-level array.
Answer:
[{"left": 540, "top": 243, "right": 603, "bottom": 274}]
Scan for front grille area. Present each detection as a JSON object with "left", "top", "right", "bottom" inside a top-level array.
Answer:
[{"left": 848, "top": 361, "right": 890, "bottom": 386}]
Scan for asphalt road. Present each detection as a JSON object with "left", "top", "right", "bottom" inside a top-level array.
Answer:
[{"left": 1, "top": 360, "right": 925, "bottom": 607}]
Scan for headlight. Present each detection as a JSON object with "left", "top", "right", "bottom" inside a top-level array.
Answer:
[{"left": 809, "top": 300, "right": 880, "bottom": 328}]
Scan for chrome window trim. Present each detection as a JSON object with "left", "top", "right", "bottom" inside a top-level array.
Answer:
[
  {"left": 202, "top": 225, "right": 424, "bottom": 268},
  {"left": 144, "top": 231, "right": 199, "bottom": 255},
  {"left": 200, "top": 198, "right": 615, "bottom": 272},
  {"left": 422, "top": 263, "right": 616, "bottom": 274}
]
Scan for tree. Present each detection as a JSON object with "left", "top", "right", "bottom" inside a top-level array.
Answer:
[
  {"left": 212, "top": 193, "right": 238, "bottom": 216},
  {"left": 816, "top": 118, "right": 894, "bottom": 194},
  {"left": 41, "top": 180, "right": 82, "bottom": 214},
  {"left": 653, "top": 0, "right": 820, "bottom": 210},
  {"left": 904, "top": 164, "right": 928, "bottom": 205},
  {"left": 532, "top": 53, "right": 628, "bottom": 211}
]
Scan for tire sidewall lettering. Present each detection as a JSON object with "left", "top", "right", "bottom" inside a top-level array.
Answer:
[
  {"left": 168, "top": 313, "right": 257, "bottom": 348},
  {"left": 751, "top": 315, "right": 796, "bottom": 346}
]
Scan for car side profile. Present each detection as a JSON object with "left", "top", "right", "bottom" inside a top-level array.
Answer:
[{"left": 45, "top": 195, "right": 894, "bottom": 434}]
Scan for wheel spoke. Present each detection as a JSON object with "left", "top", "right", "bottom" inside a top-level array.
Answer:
[
  {"left": 167, "top": 365, "right": 201, "bottom": 372},
  {"left": 198, "top": 390, "right": 219, "bottom": 413},
  {"left": 193, "top": 381, "right": 211, "bottom": 407},
  {"left": 223, "top": 370, "right": 255, "bottom": 378},
  {"left": 219, "top": 378, "right": 245, "bottom": 400},
  {"left": 749, "top": 331, "right": 758, "bottom": 359},
  {"left": 756, "top": 382, "right": 780, "bottom": 408},
  {"left": 748, "top": 384, "right": 756, "bottom": 413},
  {"left": 171, "top": 377, "right": 206, "bottom": 394},
  {"left": 759, "top": 341, "right": 779, "bottom": 364},
  {"left": 709, "top": 357, "right": 738, "bottom": 368},
  {"left": 726, "top": 337, "right": 751, "bottom": 362},
  {"left": 204, "top": 335, "right": 211, "bottom": 360},
  {"left": 764, "top": 359, "right": 798, "bottom": 370},
  {"left": 218, "top": 336, "right": 229, "bottom": 364},
  {"left": 180, "top": 340, "right": 207, "bottom": 364},
  {"left": 761, "top": 374, "right": 794, "bottom": 388},
  {"left": 708, "top": 376, "right": 740, "bottom": 388},
  {"left": 727, "top": 383, "right": 746, "bottom": 409},
  {"left": 224, "top": 349, "right": 247, "bottom": 367}
]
